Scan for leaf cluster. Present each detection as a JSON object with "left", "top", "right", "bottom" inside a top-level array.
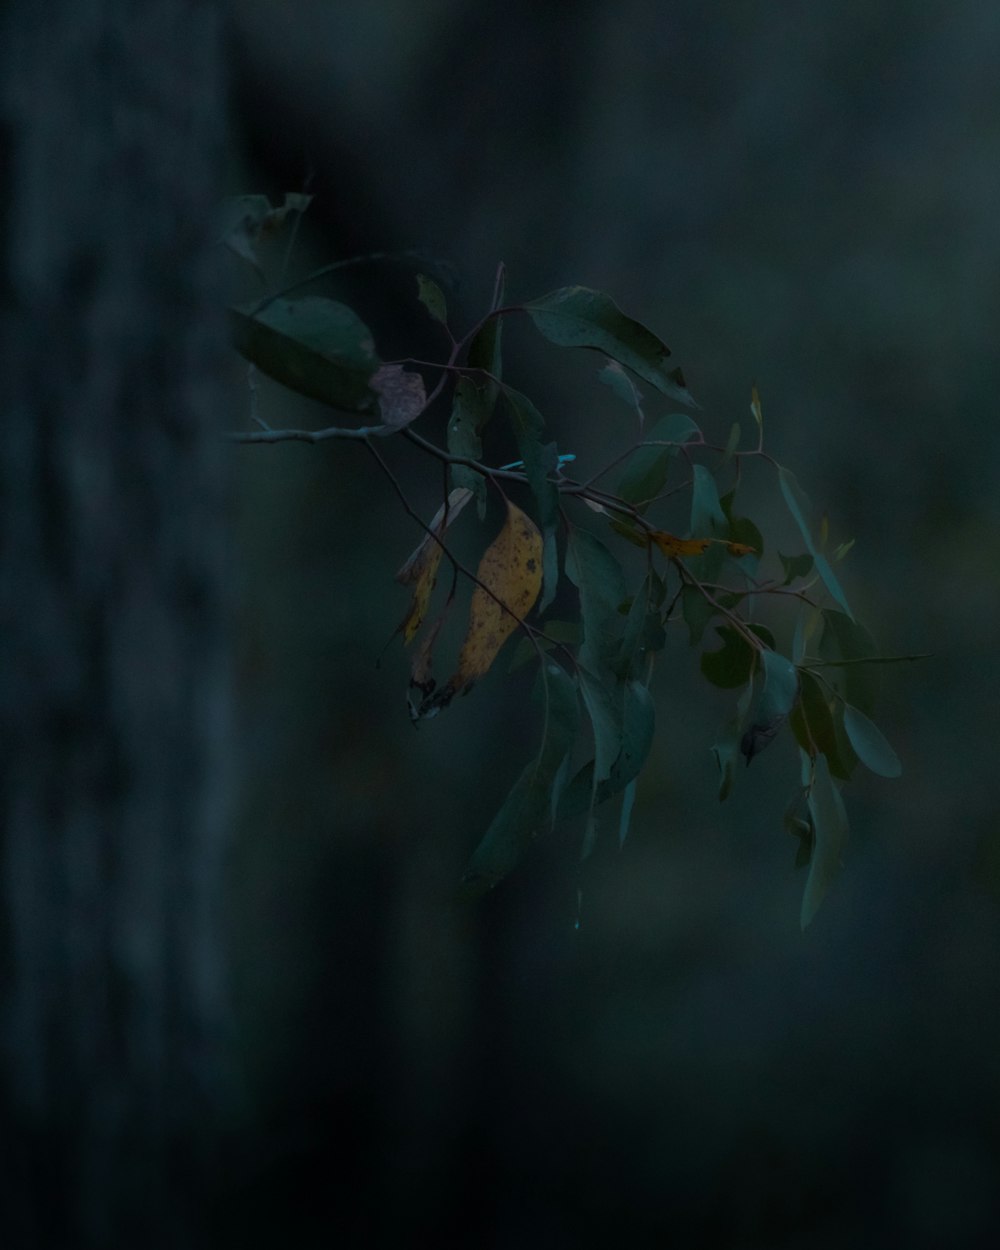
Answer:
[{"left": 226, "top": 193, "right": 918, "bottom": 928}]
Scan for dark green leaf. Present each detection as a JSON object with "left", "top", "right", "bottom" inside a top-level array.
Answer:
[
  {"left": 801, "top": 754, "right": 849, "bottom": 928},
  {"left": 229, "top": 296, "right": 379, "bottom": 412},
  {"left": 617, "top": 413, "right": 702, "bottom": 510},
  {"left": 461, "top": 662, "right": 579, "bottom": 896},
  {"left": 579, "top": 668, "right": 624, "bottom": 784},
  {"left": 566, "top": 528, "right": 627, "bottom": 672},
  {"left": 818, "top": 609, "right": 880, "bottom": 715},
  {"left": 447, "top": 380, "right": 489, "bottom": 514},
  {"left": 525, "top": 286, "right": 696, "bottom": 406},
  {"left": 759, "top": 650, "right": 799, "bottom": 724},
  {"left": 559, "top": 681, "right": 655, "bottom": 819},
  {"left": 721, "top": 422, "right": 741, "bottom": 466},
  {"left": 503, "top": 387, "right": 560, "bottom": 611},
  {"left": 416, "top": 274, "right": 448, "bottom": 325},
  {"left": 789, "top": 670, "right": 853, "bottom": 778},
  {"left": 700, "top": 623, "right": 774, "bottom": 688},
  {"left": 681, "top": 584, "right": 716, "bottom": 645},
  {"left": 779, "top": 551, "right": 814, "bottom": 585},
  {"left": 778, "top": 467, "right": 853, "bottom": 618},
  {"left": 843, "top": 704, "right": 902, "bottom": 778},
  {"left": 619, "top": 778, "right": 639, "bottom": 848},
  {"left": 598, "top": 361, "right": 644, "bottom": 414},
  {"left": 711, "top": 679, "right": 755, "bottom": 801}
]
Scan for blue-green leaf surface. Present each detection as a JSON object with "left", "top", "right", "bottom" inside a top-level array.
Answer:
[
  {"left": 525, "top": 286, "right": 696, "bottom": 405},
  {"left": 843, "top": 704, "right": 902, "bottom": 778},
  {"left": 778, "top": 467, "right": 853, "bottom": 618},
  {"left": 801, "top": 754, "right": 849, "bottom": 928}
]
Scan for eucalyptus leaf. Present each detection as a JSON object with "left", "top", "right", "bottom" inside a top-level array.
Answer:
[
  {"left": 559, "top": 682, "right": 655, "bottom": 819},
  {"left": 525, "top": 286, "right": 696, "bottom": 406},
  {"left": 617, "top": 413, "right": 702, "bottom": 510},
  {"left": 801, "top": 754, "right": 849, "bottom": 928},
  {"left": 566, "top": 528, "right": 627, "bottom": 671},
  {"left": 229, "top": 296, "right": 379, "bottom": 412},
  {"left": 843, "top": 704, "right": 902, "bottom": 778},
  {"left": 416, "top": 274, "right": 448, "bottom": 326},
  {"left": 504, "top": 386, "right": 560, "bottom": 611},
  {"left": 778, "top": 467, "right": 853, "bottom": 618},
  {"left": 461, "top": 662, "right": 579, "bottom": 896}
]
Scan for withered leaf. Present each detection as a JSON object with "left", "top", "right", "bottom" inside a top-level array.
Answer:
[
  {"left": 395, "top": 488, "right": 472, "bottom": 645},
  {"left": 370, "top": 364, "right": 427, "bottom": 432}
]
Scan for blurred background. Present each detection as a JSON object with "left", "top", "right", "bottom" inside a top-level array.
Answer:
[{"left": 221, "top": 3, "right": 1000, "bottom": 1245}]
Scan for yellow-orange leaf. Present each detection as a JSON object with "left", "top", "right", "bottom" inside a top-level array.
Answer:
[
  {"left": 449, "top": 500, "right": 543, "bottom": 693},
  {"left": 726, "top": 540, "right": 757, "bottom": 557},
  {"left": 395, "top": 487, "right": 472, "bottom": 644},
  {"left": 650, "top": 530, "right": 711, "bottom": 558}
]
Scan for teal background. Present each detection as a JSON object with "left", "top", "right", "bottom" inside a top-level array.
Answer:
[{"left": 223, "top": 3, "right": 1000, "bottom": 1243}]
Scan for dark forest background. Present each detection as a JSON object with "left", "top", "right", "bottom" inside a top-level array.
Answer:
[{"left": 3, "top": 2, "right": 999, "bottom": 1246}]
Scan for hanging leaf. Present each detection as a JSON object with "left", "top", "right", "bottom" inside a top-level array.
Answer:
[
  {"left": 416, "top": 274, "right": 448, "bottom": 326},
  {"left": 778, "top": 467, "right": 853, "bottom": 619},
  {"left": 843, "top": 704, "right": 902, "bottom": 778},
  {"left": 789, "top": 669, "right": 853, "bottom": 778},
  {"left": 229, "top": 296, "right": 379, "bottom": 412},
  {"left": 578, "top": 668, "right": 625, "bottom": 784},
  {"left": 619, "top": 779, "right": 639, "bottom": 848},
  {"left": 565, "top": 528, "right": 627, "bottom": 673},
  {"left": 818, "top": 609, "right": 880, "bottom": 715},
  {"left": 711, "top": 679, "right": 756, "bottom": 801},
  {"left": 801, "top": 754, "right": 850, "bottom": 928},
  {"left": 462, "top": 663, "right": 580, "bottom": 895},
  {"left": 779, "top": 551, "right": 814, "bottom": 585},
  {"left": 721, "top": 422, "right": 741, "bottom": 466},
  {"left": 681, "top": 583, "right": 716, "bottom": 646},
  {"left": 750, "top": 385, "right": 763, "bottom": 437},
  {"left": 701, "top": 624, "right": 773, "bottom": 689},
  {"left": 616, "top": 413, "right": 701, "bottom": 509},
  {"left": 598, "top": 360, "right": 645, "bottom": 417},
  {"left": 369, "top": 364, "right": 427, "bottom": 432},
  {"left": 448, "top": 275, "right": 505, "bottom": 515},
  {"left": 525, "top": 286, "right": 696, "bottom": 406},
  {"left": 394, "top": 488, "right": 473, "bottom": 644},
  {"left": 741, "top": 649, "right": 798, "bottom": 764},
  {"left": 503, "top": 387, "right": 560, "bottom": 611},
  {"left": 449, "top": 501, "right": 543, "bottom": 691},
  {"left": 559, "top": 682, "right": 655, "bottom": 819}
]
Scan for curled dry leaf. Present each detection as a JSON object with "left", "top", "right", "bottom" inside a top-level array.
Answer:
[
  {"left": 370, "top": 364, "right": 427, "bottom": 431},
  {"left": 451, "top": 500, "right": 543, "bottom": 693},
  {"left": 395, "top": 488, "right": 473, "bottom": 644}
]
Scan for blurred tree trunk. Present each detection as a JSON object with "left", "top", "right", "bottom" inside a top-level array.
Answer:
[{"left": 0, "top": 3, "right": 231, "bottom": 1247}]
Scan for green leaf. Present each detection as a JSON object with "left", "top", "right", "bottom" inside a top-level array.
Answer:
[
  {"left": 843, "top": 704, "right": 902, "bottom": 778},
  {"left": 566, "top": 528, "right": 627, "bottom": 672},
  {"left": 759, "top": 650, "right": 799, "bottom": 725},
  {"left": 778, "top": 467, "right": 853, "bottom": 619},
  {"left": 461, "top": 662, "right": 579, "bottom": 896},
  {"left": 578, "top": 668, "right": 624, "bottom": 784},
  {"left": 503, "top": 387, "right": 560, "bottom": 611},
  {"left": 229, "top": 296, "right": 379, "bottom": 412},
  {"left": 598, "top": 360, "right": 644, "bottom": 415},
  {"left": 779, "top": 551, "right": 814, "bottom": 585},
  {"left": 750, "top": 385, "right": 763, "bottom": 436},
  {"left": 789, "top": 670, "right": 853, "bottom": 778},
  {"left": 801, "top": 754, "right": 849, "bottom": 928},
  {"left": 416, "top": 274, "right": 448, "bottom": 325},
  {"left": 525, "top": 286, "right": 696, "bottom": 406},
  {"left": 619, "top": 778, "right": 639, "bottom": 848},
  {"left": 700, "top": 623, "right": 774, "bottom": 689},
  {"left": 447, "top": 380, "right": 489, "bottom": 515},
  {"left": 559, "top": 681, "right": 655, "bottom": 819},
  {"left": 711, "top": 679, "right": 755, "bottom": 801},
  {"left": 720, "top": 421, "right": 741, "bottom": 467},
  {"left": 681, "top": 583, "right": 716, "bottom": 646},
  {"left": 818, "top": 609, "right": 880, "bottom": 715},
  {"left": 617, "top": 413, "right": 702, "bottom": 510}
]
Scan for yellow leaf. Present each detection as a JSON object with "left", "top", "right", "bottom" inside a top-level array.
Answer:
[
  {"left": 395, "top": 488, "right": 472, "bottom": 644},
  {"left": 650, "top": 530, "right": 710, "bottom": 558},
  {"left": 449, "top": 500, "right": 543, "bottom": 694},
  {"left": 726, "top": 540, "right": 757, "bottom": 557}
]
